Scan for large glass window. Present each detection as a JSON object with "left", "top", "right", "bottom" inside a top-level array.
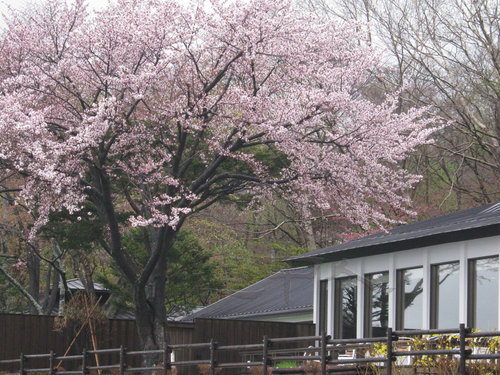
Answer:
[
  {"left": 397, "top": 267, "right": 424, "bottom": 330},
  {"left": 364, "top": 272, "right": 389, "bottom": 337},
  {"left": 468, "top": 256, "right": 499, "bottom": 331},
  {"left": 334, "top": 276, "right": 357, "bottom": 339},
  {"left": 431, "top": 262, "right": 459, "bottom": 328},
  {"left": 319, "top": 280, "right": 328, "bottom": 334}
]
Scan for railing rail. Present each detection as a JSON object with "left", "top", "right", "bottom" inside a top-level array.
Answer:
[{"left": 1, "top": 324, "right": 500, "bottom": 375}]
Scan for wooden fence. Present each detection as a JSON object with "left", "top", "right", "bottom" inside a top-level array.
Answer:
[
  {"left": 0, "top": 314, "right": 191, "bottom": 363},
  {"left": 0, "top": 314, "right": 314, "bottom": 373},
  {"left": 2, "top": 324, "right": 500, "bottom": 375}
]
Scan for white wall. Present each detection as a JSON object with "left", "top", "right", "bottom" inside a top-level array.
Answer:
[{"left": 314, "top": 235, "right": 500, "bottom": 337}]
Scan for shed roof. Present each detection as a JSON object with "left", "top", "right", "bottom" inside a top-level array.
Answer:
[
  {"left": 66, "top": 278, "right": 109, "bottom": 292},
  {"left": 287, "top": 201, "right": 500, "bottom": 267},
  {"left": 183, "top": 266, "right": 313, "bottom": 321}
]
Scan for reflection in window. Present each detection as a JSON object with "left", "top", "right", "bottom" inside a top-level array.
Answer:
[
  {"left": 365, "top": 272, "right": 389, "bottom": 337},
  {"left": 397, "top": 267, "right": 423, "bottom": 330},
  {"left": 319, "top": 280, "right": 328, "bottom": 334},
  {"left": 431, "top": 262, "right": 459, "bottom": 328},
  {"left": 334, "top": 276, "right": 357, "bottom": 339},
  {"left": 468, "top": 256, "right": 499, "bottom": 331}
]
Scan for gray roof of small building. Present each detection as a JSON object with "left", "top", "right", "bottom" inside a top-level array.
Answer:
[
  {"left": 66, "top": 278, "right": 108, "bottom": 292},
  {"left": 183, "top": 266, "right": 313, "bottom": 321},
  {"left": 287, "top": 201, "right": 500, "bottom": 267}
]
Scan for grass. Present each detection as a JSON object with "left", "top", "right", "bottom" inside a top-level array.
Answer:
[{"left": 275, "top": 361, "right": 299, "bottom": 368}]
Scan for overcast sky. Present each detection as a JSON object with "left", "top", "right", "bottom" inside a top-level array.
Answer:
[
  {"left": 0, "top": 0, "right": 200, "bottom": 29},
  {"left": 0, "top": 0, "right": 198, "bottom": 14},
  {"left": 0, "top": 0, "right": 108, "bottom": 29},
  {"left": 0, "top": 0, "right": 202, "bottom": 31},
  {"left": 0, "top": 0, "right": 108, "bottom": 13}
]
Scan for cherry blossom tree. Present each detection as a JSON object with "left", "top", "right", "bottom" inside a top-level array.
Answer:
[{"left": 0, "top": 0, "right": 438, "bottom": 349}]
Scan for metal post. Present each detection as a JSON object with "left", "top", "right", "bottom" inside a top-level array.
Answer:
[
  {"left": 209, "top": 339, "right": 217, "bottom": 375},
  {"left": 459, "top": 324, "right": 468, "bottom": 375},
  {"left": 386, "top": 328, "right": 394, "bottom": 375},
  {"left": 19, "top": 353, "right": 25, "bottom": 375},
  {"left": 262, "top": 336, "right": 269, "bottom": 375},
  {"left": 320, "top": 331, "right": 329, "bottom": 375},
  {"left": 81, "top": 349, "right": 87, "bottom": 375},
  {"left": 119, "top": 346, "right": 126, "bottom": 375}
]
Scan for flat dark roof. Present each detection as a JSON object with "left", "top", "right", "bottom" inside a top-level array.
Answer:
[{"left": 287, "top": 201, "right": 500, "bottom": 267}]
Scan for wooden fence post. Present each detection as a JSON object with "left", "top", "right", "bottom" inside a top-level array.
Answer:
[
  {"left": 320, "top": 331, "right": 330, "bottom": 375},
  {"left": 163, "top": 346, "right": 172, "bottom": 375},
  {"left": 263, "top": 336, "right": 269, "bottom": 375},
  {"left": 386, "top": 328, "right": 394, "bottom": 375},
  {"left": 19, "top": 353, "right": 25, "bottom": 375},
  {"left": 81, "top": 348, "right": 88, "bottom": 375},
  {"left": 49, "top": 351, "right": 56, "bottom": 375},
  {"left": 119, "top": 345, "right": 126, "bottom": 375},
  {"left": 209, "top": 339, "right": 217, "bottom": 375},
  {"left": 459, "top": 324, "right": 468, "bottom": 375}
]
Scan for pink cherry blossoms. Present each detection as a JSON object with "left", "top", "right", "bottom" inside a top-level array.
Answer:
[{"left": 0, "top": 0, "right": 439, "bottom": 235}]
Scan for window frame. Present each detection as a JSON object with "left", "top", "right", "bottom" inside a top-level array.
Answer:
[
  {"left": 430, "top": 261, "right": 460, "bottom": 329},
  {"left": 334, "top": 275, "right": 357, "bottom": 339},
  {"left": 396, "top": 266, "right": 424, "bottom": 330},
  {"left": 467, "top": 255, "right": 499, "bottom": 330},
  {"left": 364, "top": 271, "right": 389, "bottom": 338},
  {"left": 318, "top": 279, "right": 328, "bottom": 335}
]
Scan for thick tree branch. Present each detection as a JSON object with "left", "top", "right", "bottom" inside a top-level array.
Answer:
[{"left": 0, "top": 265, "right": 43, "bottom": 314}]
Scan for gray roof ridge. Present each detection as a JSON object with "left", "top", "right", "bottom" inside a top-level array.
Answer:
[{"left": 481, "top": 202, "right": 500, "bottom": 214}]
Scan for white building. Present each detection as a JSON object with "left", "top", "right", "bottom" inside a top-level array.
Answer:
[{"left": 286, "top": 201, "right": 500, "bottom": 338}]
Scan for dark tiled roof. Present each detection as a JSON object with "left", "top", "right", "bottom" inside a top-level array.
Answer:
[
  {"left": 183, "top": 267, "right": 313, "bottom": 321},
  {"left": 287, "top": 201, "right": 500, "bottom": 266}
]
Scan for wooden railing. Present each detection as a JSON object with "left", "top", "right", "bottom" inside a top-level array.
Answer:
[{"left": 2, "top": 324, "right": 500, "bottom": 375}]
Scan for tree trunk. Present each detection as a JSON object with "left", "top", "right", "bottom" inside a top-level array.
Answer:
[
  {"left": 134, "top": 278, "right": 169, "bottom": 368},
  {"left": 134, "top": 277, "right": 168, "bottom": 352},
  {"left": 134, "top": 230, "right": 174, "bottom": 356},
  {"left": 26, "top": 245, "right": 40, "bottom": 314},
  {"left": 134, "top": 287, "right": 154, "bottom": 348},
  {"left": 44, "top": 269, "right": 60, "bottom": 315},
  {"left": 52, "top": 241, "right": 66, "bottom": 315}
]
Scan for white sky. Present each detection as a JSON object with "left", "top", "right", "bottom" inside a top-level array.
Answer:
[
  {"left": 0, "top": 0, "right": 108, "bottom": 29},
  {"left": 0, "top": 0, "right": 197, "bottom": 14},
  {"left": 0, "top": 0, "right": 199, "bottom": 30},
  {"left": 0, "top": 0, "right": 108, "bottom": 14}
]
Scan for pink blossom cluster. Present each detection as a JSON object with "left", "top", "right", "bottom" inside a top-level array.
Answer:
[{"left": 0, "top": 0, "right": 439, "bottom": 235}]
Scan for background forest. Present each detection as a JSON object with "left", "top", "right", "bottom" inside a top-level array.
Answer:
[{"left": 0, "top": 0, "right": 498, "bottom": 325}]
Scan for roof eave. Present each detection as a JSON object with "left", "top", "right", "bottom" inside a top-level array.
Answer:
[
  {"left": 191, "top": 306, "right": 313, "bottom": 321},
  {"left": 286, "top": 223, "right": 500, "bottom": 267}
]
